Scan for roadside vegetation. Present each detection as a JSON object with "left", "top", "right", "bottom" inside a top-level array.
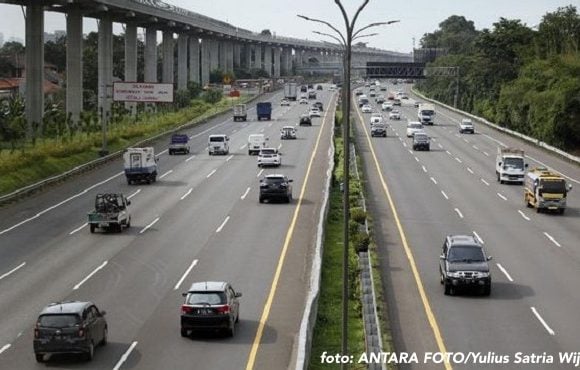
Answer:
[{"left": 416, "top": 5, "right": 580, "bottom": 154}]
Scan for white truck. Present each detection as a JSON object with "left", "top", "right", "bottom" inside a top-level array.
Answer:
[
  {"left": 248, "top": 134, "right": 268, "bottom": 155},
  {"left": 417, "top": 103, "right": 436, "bottom": 125},
  {"left": 496, "top": 148, "right": 527, "bottom": 184},
  {"left": 123, "top": 147, "right": 158, "bottom": 185},
  {"left": 284, "top": 82, "right": 298, "bottom": 101},
  {"left": 233, "top": 104, "right": 247, "bottom": 121}
]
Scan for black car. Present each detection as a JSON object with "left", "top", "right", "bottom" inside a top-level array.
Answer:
[
  {"left": 34, "top": 301, "right": 107, "bottom": 362},
  {"left": 313, "top": 101, "right": 324, "bottom": 111},
  {"left": 412, "top": 133, "right": 431, "bottom": 151},
  {"left": 299, "top": 114, "right": 312, "bottom": 126},
  {"left": 181, "top": 281, "right": 241, "bottom": 337},
  {"left": 439, "top": 235, "right": 492, "bottom": 296},
  {"left": 300, "top": 85, "right": 308, "bottom": 93},
  {"left": 308, "top": 91, "right": 317, "bottom": 99},
  {"left": 316, "top": 84, "right": 323, "bottom": 90},
  {"left": 259, "top": 174, "right": 293, "bottom": 203}
]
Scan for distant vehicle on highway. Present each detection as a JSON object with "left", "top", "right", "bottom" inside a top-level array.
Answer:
[
  {"left": 168, "top": 134, "right": 191, "bottom": 155},
  {"left": 308, "top": 91, "right": 317, "bottom": 100},
  {"left": 34, "top": 301, "right": 108, "bottom": 362},
  {"left": 389, "top": 110, "right": 401, "bottom": 120},
  {"left": 313, "top": 101, "right": 324, "bottom": 111},
  {"left": 88, "top": 193, "right": 131, "bottom": 233},
  {"left": 259, "top": 174, "right": 293, "bottom": 203},
  {"left": 316, "top": 84, "right": 323, "bottom": 90},
  {"left": 257, "top": 148, "right": 281, "bottom": 167},
  {"left": 524, "top": 167, "right": 572, "bottom": 214},
  {"left": 299, "top": 114, "right": 312, "bottom": 126},
  {"left": 248, "top": 134, "right": 267, "bottom": 155},
  {"left": 124, "top": 147, "right": 158, "bottom": 185},
  {"left": 280, "top": 98, "right": 290, "bottom": 106},
  {"left": 280, "top": 126, "right": 297, "bottom": 140},
  {"left": 371, "top": 122, "right": 387, "bottom": 137},
  {"left": 459, "top": 119, "right": 474, "bottom": 134},
  {"left": 439, "top": 235, "right": 492, "bottom": 296},
  {"left": 376, "top": 94, "right": 385, "bottom": 104},
  {"left": 233, "top": 103, "right": 247, "bottom": 121},
  {"left": 414, "top": 101, "right": 421, "bottom": 108},
  {"left": 406, "top": 121, "right": 423, "bottom": 137},
  {"left": 208, "top": 134, "right": 230, "bottom": 155},
  {"left": 180, "top": 281, "right": 241, "bottom": 337},
  {"left": 496, "top": 148, "right": 527, "bottom": 184},
  {"left": 299, "top": 97, "right": 308, "bottom": 104},
  {"left": 256, "top": 102, "right": 272, "bottom": 121},
  {"left": 381, "top": 102, "right": 393, "bottom": 111},
  {"left": 361, "top": 104, "right": 373, "bottom": 113},
  {"left": 412, "top": 132, "right": 431, "bottom": 151},
  {"left": 309, "top": 107, "right": 321, "bottom": 118}
]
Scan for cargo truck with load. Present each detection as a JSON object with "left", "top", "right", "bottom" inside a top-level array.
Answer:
[
  {"left": 124, "top": 147, "right": 158, "bottom": 184},
  {"left": 496, "top": 148, "right": 527, "bottom": 184},
  {"left": 284, "top": 82, "right": 298, "bottom": 101},
  {"left": 233, "top": 104, "right": 247, "bottom": 121},
  {"left": 417, "top": 103, "right": 435, "bottom": 125},
  {"left": 256, "top": 102, "right": 272, "bottom": 121},
  {"left": 524, "top": 167, "right": 572, "bottom": 214},
  {"left": 88, "top": 193, "right": 131, "bottom": 233},
  {"left": 168, "top": 134, "right": 190, "bottom": 155}
]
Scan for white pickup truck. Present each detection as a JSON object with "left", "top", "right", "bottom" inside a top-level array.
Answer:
[{"left": 496, "top": 148, "right": 528, "bottom": 184}]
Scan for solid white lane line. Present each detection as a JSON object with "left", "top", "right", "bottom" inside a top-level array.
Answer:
[
  {"left": 403, "top": 142, "right": 407, "bottom": 147},
  {"left": 422, "top": 165, "right": 427, "bottom": 173},
  {"left": 69, "top": 223, "right": 88, "bottom": 235},
  {"left": 257, "top": 169, "right": 264, "bottom": 178},
  {"left": 497, "top": 192, "right": 508, "bottom": 201},
  {"left": 467, "top": 167, "right": 474, "bottom": 174},
  {"left": 113, "top": 341, "right": 139, "bottom": 370},
  {"left": 473, "top": 145, "right": 479, "bottom": 150},
  {"left": 473, "top": 231, "right": 484, "bottom": 244},
  {"left": 518, "top": 210, "right": 531, "bottom": 221},
  {"left": 463, "top": 138, "right": 469, "bottom": 143},
  {"left": 159, "top": 170, "right": 173, "bottom": 179},
  {"left": 278, "top": 143, "right": 282, "bottom": 150},
  {"left": 268, "top": 123, "right": 273, "bottom": 127},
  {"left": 140, "top": 217, "right": 160, "bottom": 234},
  {"left": 0, "top": 344, "right": 11, "bottom": 355},
  {"left": 408, "top": 150, "right": 413, "bottom": 155},
  {"left": 233, "top": 129, "right": 238, "bottom": 133},
  {"left": 496, "top": 263, "right": 514, "bottom": 282},
  {"left": 441, "top": 191, "right": 449, "bottom": 200},
  {"left": 180, "top": 188, "right": 193, "bottom": 200},
  {"left": 483, "top": 151, "right": 490, "bottom": 157},
  {"left": 240, "top": 144, "right": 247, "bottom": 150},
  {"left": 73, "top": 261, "right": 108, "bottom": 290},
  {"left": 481, "top": 178, "right": 490, "bottom": 186},
  {"left": 0, "top": 262, "right": 26, "bottom": 281},
  {"left": 454, "top": 208, "right": 464, "bottom": 219},
  {"left": 414, "top": 157, "right": 420, "bottom": 162},
  {"left": 446, "top": 150, "right": 452, "bottom": 156},
  {"left": 260, "top": 128, "right": 265, "bottom": 133},
  {"left": 455, "top": 157, "right": 463, "bottom": 163},
  {"left": 127, "top": 189, "right": 141, "bottom": 199},
  {"left": 241, "top": 187, "right": 251, "bottom": 200},
  {"left": 438, "top": 143, "right": 443, "bottom": 149},
  {"left": 483, "top": 134, "right": 507, "bottom": 148},
  {"left": 543, "top": 232, "right": 561, "bottom": 247},
  {"left": 430, "top": 177, "right": 437, "bottom": 184},
  {"left": 206, "top": 169, "right": 217, "bottom": 178},
  {"left": 186, "top": 155, "right": 196, "bottom": 162},
  {"left": 226, "top": 155, "right": 234, "bottom": 162},
  {"left": 173, "top": 259, "right": 199, "bottom": 290},
  {"left": 0, "top": 171, "right": 124, "bottom": 236},
  {"left": 531, "top": 307, "right": 555, "bottom": 336},
  {"left": 216, "top": 216, "right": 230, "bottom": 233}
]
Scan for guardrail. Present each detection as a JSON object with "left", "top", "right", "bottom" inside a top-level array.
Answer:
[
  {"left": 0, "top": 92, "right": 266, "bottom": 206},
  {"left": 411, "top": 88, "right": 580, "bottom": 166}
]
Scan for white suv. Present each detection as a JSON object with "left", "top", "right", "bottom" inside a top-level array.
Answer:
[
  {"left": 257, "top": 148, "right": 281, "bottom": 167},
  {"left": 459, "top": 119, "right": 475, "bottom": 134}
]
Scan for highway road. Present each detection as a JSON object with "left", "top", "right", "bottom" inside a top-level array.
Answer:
[
  {"left": 0, "top": 87, "right": 336, "bottom": 369},
  {"left": 355, "top": 83, "right": 580, "bottom": 369}
]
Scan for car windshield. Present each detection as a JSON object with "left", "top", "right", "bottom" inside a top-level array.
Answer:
[
  {"left": 187, "top": 292, "right": 226, "bottom": 305},
  {"left": 504, "top": 157, "right": 524, "bottom": 169},
  {"left": 415, "top": 134, "right": 429, "bottom": 141},
  {"left": 409, "top": 124, "right": 422, "bottom": 129},
  {"left": 265, "top": 177, "right": 286, "bottom": 184},
  {"left": 210, "top": 137, "right": 225, "bottom": 142},
  {"left": 38, "top": 314, "right": 80, "bottom": 328},
  {"left": 448, "top": 246, "right": 485, "bottom": 263},
  {"left": 462, "top": 120, "right": 473, "bottom": 126},
  {"left": 541, "top": 179, "right": 566, "bottom": 193},
  {"left": 260, "top": 149, "right": 276, "bottom": 155},
  {"left": 421, "top": 110, "right": 435, "bottom": 115}
]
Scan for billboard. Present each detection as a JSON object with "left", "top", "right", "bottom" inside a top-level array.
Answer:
[{"left": 113, "top": 82, "right": 174, "bottom": 103}]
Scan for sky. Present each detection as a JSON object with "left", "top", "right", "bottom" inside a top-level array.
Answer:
[{"left": 0, "top": 0, "right": 575, "bottom": 52}]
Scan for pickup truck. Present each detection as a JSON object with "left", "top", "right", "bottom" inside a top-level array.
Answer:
[
  {"left": 168, "top": 134, "right": 190, "bottom": 155},
  {"left": 88, "top": 193, "right": 131, "bottom": 233}
]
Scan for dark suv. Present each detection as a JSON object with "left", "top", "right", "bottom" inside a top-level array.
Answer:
[
  {"left": 412, "top": 132, "right": 431, "bottom": 151},
  {"left": 181, "top": 281, "right": 242, "bottom": 337},
  {"left": 33, "top": 301, "right": 107, "bottom": 362},
  {"left": 259, "top": 174, "right": 293, "bottom": 203},
  {"left": 313, "top": 101, "right": 324, "bottom": 111},
  {"left": 299, "top": 114, "right": 312, "bottom": 126},
  {"left": 439, "top": 235, "right": 492, "bottom": 296}
]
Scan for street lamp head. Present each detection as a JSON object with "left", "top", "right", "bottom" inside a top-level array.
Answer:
[
  {"left": 297, "top": 14, "right": 311, "bottom": 21},
  {"left": 387, "top": 20, "right": 401, "bottom": 25}
]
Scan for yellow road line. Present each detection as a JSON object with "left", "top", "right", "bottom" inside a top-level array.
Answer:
[
  {"left": 245, "top": 94, "right": 336, "bottom": 370},
  {"left": 355, "top": 105, "right": 452, "bottom": 370}
]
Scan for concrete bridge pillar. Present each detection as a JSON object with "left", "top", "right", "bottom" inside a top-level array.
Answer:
[
  {"left": 144, "top": 28, "right": 157, "bottom": 83},
  {"left": 201, "top": 38, "right": 211, "bottom": 85},
  {"left": 209, "top": 38, "right": 219, "bottom": 73},
  {"left": 254, "top": 44, "right": 262, "bottom": 70},
  {"left": 244, "top": 43, "right": 252, "bottom": 69},
  {"left": 281, "top": 48, "right": 291, "bottom": 76},
  {"left": 225, "top": 40, "right": 234, "bottom": 73},
  {"left": 98, "top": 14, "right": 113, "bottom": 140},
  {"left": 263, "top": 45, "right": 272, "bottom": 76},
  {"left": 25, "top": 4, "right": 44, "bottom": 137},
  {"left": 273, "top": 47, "right": 281, "bottom": 77},
  {"left": 66, "top": 7, "right": 83, "bottom": 124},
  {"left": 124, "top": 23, "right": 137, "bottom": 115},
  {"left": 162, "top": 30, "right": 174, "bottom": 84},
  {"left": 177, "top": 33, "right": 188, "bottom": 90},
  {"left": 233, "top": 43, "right": 241, "bottom": 69},
  {"left": 189, "top": 35, "right": 200, "bottom": 84}
]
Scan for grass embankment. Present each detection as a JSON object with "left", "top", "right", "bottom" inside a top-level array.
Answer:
[
  {"left": 309, "top": 111, "right": 366, "bottom": 369},
  {"left": 0, "top": 95, "right": 252, "bottom": 197}
]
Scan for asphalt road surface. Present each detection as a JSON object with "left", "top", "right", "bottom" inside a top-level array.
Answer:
[
  {"left": 354, "top": 83, "right": 580, "bottom": 369},
  {"left": 0, "top": 87, "right": 336, "bottom": 370}
]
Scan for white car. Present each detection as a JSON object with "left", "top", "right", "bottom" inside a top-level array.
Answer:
[
  {"left": 280, "top": 99, "right": 290, "bottom": 106},
  {"left": 459, "top": 119, "right": 475, "bottom": 134},
  {"left": 280, "top": 126, "right": 297, "bottom": 140},
  {"left": 299, "top": 98, "right": 308, "bottom": 105},
  {"left": 389, "top": 110, "right": 401, "bottom": 120},
  {"left": 309, "top": 108, "right": 321, "bottom": 117},
  {"left": 257, "top": 148, "right": 281, "bottom": 167},
  {"left": 406, "top": 121, "right": 424, "bottom": 137},
  {"left": 381, "top": 102, "right": 393, "bottom": 111},
  {"left": 361, "top": 104, "right": 373, "bottom": 113}
]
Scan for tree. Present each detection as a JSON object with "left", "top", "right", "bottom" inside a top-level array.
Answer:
[
  {"left": 210, "top": 68, "right": 224, "bottom": 84},
  {"left": 420, "top": 15, "right": 479, "bottom": 54},
  {"left": 44, "top": 36, "right": 67, "bottom": 72},
  {"left": 202, "top": 89, "right": 223, "bottom": 104},
  {"left": 260, "top": 29, "right": 272, "bottom": 36},
  {"left": 537, "top": 5, "right": 580, "bottom": 56}
]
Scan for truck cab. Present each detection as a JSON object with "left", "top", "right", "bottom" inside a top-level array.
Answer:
[
  {"left": 169, "top": 134, "right": 190, "bottom": 155},
  {"left": 496, "top": 148, "right": 527, "bottom": 184},
  {"left": 417, "top": 103, "right": 435, "bottom": 125},
  {"left": 233, "top": 104, "right": 247, "bottom": 121},
  {"left": 208, "top": 134, "right": 230, "bottom": 155},
  {"left": 524, "top": 167, "right": 572, "bottom": 214},
  {"left": 123, "top": 147, "right": 158, "bottom": 185}
]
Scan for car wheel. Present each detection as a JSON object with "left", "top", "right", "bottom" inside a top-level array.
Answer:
[
  {"left": 236, "top": 310, "right": 240, "bottom": 323},
  {"left": 90, "top": 224, "right": 96, "bottom": 234},
  {"left": 444, "top": 281, "right": 451, "bottom": 295},
  {"left": 126, "top": 217, "right": 131, "bottom": 228},
  {"left": 169, "top": 150, "right": 173, "bottom": 155},
  {"left": 86, "top": 341, "right": 94, "bottom": 361},
  {"left": 101, "top": 327, "right": 108, "bottom": 346},
  {"left": 482, "top": 285, "right": 491, "bottom": 296},
  {"left": 259, "top": 197, "right": 264, "bottom": 204},
  {"left": 35, "top": 354, "right": 45, "bottom": 363},
  {"left": 559, "top": 208, "right": 565, "bottom": 215},
  {"left": 180, "top": 327, "right": 189, "bottom": 338},
  {"left": 127, "top": 179, "right": 132, "bottom": 185},
  {"left": 227, "top": 321, "right": 235, "bottom": 337}
]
